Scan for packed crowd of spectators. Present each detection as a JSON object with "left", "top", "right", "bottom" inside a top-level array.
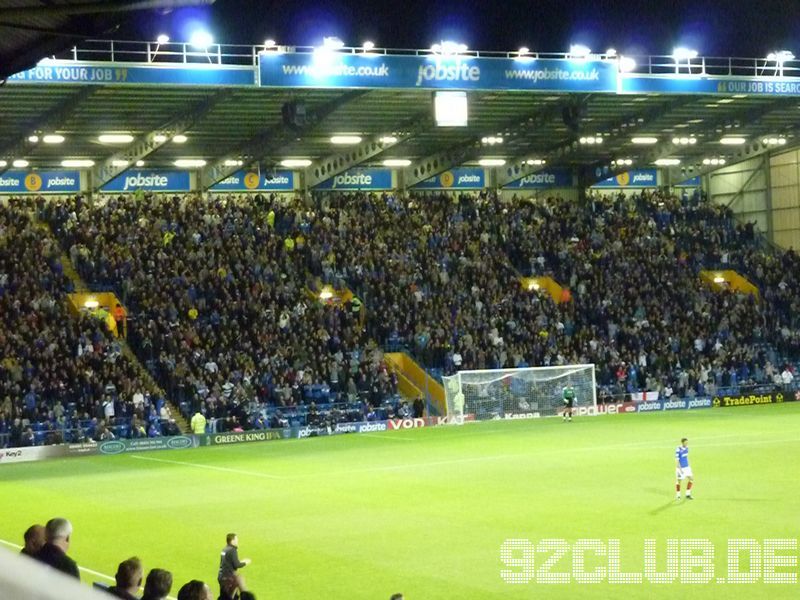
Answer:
[
  {"left": 45, "top": 194, "right": 401, "bottom": 435},
  {"left": 4, "top": 184, "right": 798, "bottom": 447},
  {"left": 305, "top": 188, "right": 798, "bottom": 401},
  {"left": 0, "top": 201, "right": 169, "bottom": 447}
]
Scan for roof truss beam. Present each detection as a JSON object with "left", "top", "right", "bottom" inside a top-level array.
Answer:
[
  {"left": 0, "top": 86, "right": 99, "bottom": 176},
  {"left": 305, "top": 111, "right": 433, "bottom": 188},
  {"left": 400, "top": 101, "right": 568, "bottom": 188},
  {"left": 497, "top": 96, "right": 695, "bottom": 187},
  {"left": 92, "top": 88, "right": 233, "bottom": 190},
  {"left": 586, "top": 96, "right": 800, "bottom": 185},
  {"left": 200, "top": 89, "right": 369, "bottom": 190}
]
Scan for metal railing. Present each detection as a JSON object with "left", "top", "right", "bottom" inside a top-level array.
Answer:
[{"left": 33, "top": 39, "right": 800, "bottom": 80}]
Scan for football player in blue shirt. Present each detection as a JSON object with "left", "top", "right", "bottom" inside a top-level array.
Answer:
[{"left": 675, "top": 437, "right": 694, "bottom": 500}]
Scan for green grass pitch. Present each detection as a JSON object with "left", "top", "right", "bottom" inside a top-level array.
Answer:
[{"left": 2, "top": 403, "right": 799, "bottom": 599}]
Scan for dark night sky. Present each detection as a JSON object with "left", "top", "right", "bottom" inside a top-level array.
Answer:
[{"left": 119, "top": 0, "right": 798, "bottom": 58}]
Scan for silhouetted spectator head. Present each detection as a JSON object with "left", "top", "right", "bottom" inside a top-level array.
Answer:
[
  {"left": 44, "top": 517, "right": 72, "bottom": 551},
  {"left": 21, "top": 524, "right": 45, "bottom": 556},
  {"left": 114, "top": 556, "right": 144, "bottom": 595},
  {"left": 142, "top": 568, "right": 173, "bottom": 600},
  {"left": 177, "top": 580, "right": 212, "bottom": 600}
]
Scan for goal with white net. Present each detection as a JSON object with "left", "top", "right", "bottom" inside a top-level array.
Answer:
[{"left": 442, "top": 364, "right": 596, "bottom": 422}]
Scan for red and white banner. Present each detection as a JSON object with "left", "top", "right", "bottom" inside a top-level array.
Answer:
[{"left": 630, "top": 391, "right": 659, "bottom": 402}]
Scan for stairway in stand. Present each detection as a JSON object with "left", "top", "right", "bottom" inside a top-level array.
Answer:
[{"left": 36, "top": 216, "right": 191, "bottom": 434}]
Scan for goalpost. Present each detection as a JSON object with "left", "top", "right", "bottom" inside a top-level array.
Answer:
[{"left": 442, "top": 364, "right": 597, "bottom": 422}]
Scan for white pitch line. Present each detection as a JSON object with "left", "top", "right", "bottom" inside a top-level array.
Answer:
[
  {"left": 0, "top": 538, "right": 178, "bottom": 600},
  {"left": 360, "top": 433, "right": 416, "bottom": 441},
  {"left": 130, "top": 454, "right": 287, "bottom": 479}
]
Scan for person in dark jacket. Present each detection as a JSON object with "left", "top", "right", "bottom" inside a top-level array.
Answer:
[
  {"left": 217, "top": 533, "right": 251, "bottom": 600},
  {"left": 34, "top": 518, "right": 80, "bottom": 579}
]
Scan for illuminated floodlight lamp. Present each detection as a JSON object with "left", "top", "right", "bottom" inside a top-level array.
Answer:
[
  {"left": 383, "top": 159, "right": 411, "bottom": 167},
  {"left": 156, "top": 34, "right": 170, "bottom": 44},
  {"left": 0, "top": 160, "right": 6, "bottom": 167},
  {"left": 189, "top": 30, "right": 213, "bottom": 50},
  {"left": 672, "top": 47, "right": 699, "bottom": 74},
  {"left": 61, "top": 159, "right": 94, "bottom": 167},
  {"left": 431, "top": 41, "right": 468, "bottom": 55},
  {"left": 12, "top": 159, "right": 29, "bottom": 168},
  {"left": 362, "top": 41, "right": 375, "bottom": 51},
  {"left": 172, "top": 134, "right": 188, "bottom": 144},
  {"left": 153, "top": 134, "right": 168, "bottom": 143},
  {"left": 27, "top": 135, "right": 39, "bottom": 143},
  {"left": 632, "top": 136, "right": 658, "bottom": 144},
  {"left": 767, "top": 50, "right": 795, "bottom": 65},
  {"left": 619, "top": 56, "right": 637, "bottom": 72},
  {"left": 136, "top": 160, "right": 145, "bottom": 167},
  {"left": 569, "top": 44, "right": 591, "bottom": 58},
  {"left": 478, "top": 158, "right": 506, "bottom": 166},
  {"left": 379, "top": 136, "right": 398, "bottom": 144},
  {"left": 518, "top": 46, "right": 530, "bottom": 55},
  {"left": 525, "top": 159, "right": 546, "bottom": 166},
  {"left": 43, "top": 134, "right": 65, "bottom": 144},
  {"left": 264, "top": 39, "right": 277, "bottom": 48},
  {"left": 280, "top": 159, "right": 312, "bottom": 168},
  {"left": 434, "top": 91, "right": 468, "bottom": 127},
  {"left": 672, "top": 47, "right": 698, "bottom": 61},
  {"left": 112, "top": 160, "right": 130, "bottom": 167},
  {"left": 481, "top": 136, "right": 504, "bottom": 145},
  {"left": 224, "top": 159, "right": 244, "bottom": 166},
  {"left": 99, "top": 133, "right": 134, "bottom": 144},
  {"left": 654, "top": 158, "right": 681, "bottom": 166},
  {"left": 330, "top": 135, "right": 362, "bottom": 145},
  {"left": 719, "top": 136, "right": 746, "bottom": 145},
  {"left": 174, "top": 159, "right": 207, "bottom": 168},
  {"left": 323, "top": 36, "right": 345, "bottom": 50}
]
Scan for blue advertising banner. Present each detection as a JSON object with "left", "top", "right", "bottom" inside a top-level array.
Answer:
[
  {"left": 504, "top": 168, "right": 573, "bottom": 189},
  {"left": 259, "top": 52, "right": 618, "bottom": 92},
  {"left": 101, "top": 170, "right": 191, "bottom": 192},
  {"left": 593, "top": 169, "right": 658, "bottom": 188},
  {"left": 8, "top": 60, "right": 254, "bottom": 86},
  {"left": 414, "top": 167, "right": 485, "bottom": 189},
  {"left": 621, "top": 75, "right": 800, "bottom": 96},
  {"left": 210, "top": 170, "right": 295, "bottom": 192},
  {"left": 314, "top": 168, "right": 393, "bottom": 190},
  {"left": 0, "top": 170, "right": 80, "bottom": 194},
  {"left": 636, "top": 398, "right": 713, "bottom": 412}
]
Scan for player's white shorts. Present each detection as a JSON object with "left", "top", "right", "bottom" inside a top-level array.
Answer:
[{"left": 676, "top": 466, "right": 693, "bottom": 480}]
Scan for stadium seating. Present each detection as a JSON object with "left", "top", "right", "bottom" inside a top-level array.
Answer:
[
  {"left": 0, "top": 200, "right": 166, "bottom": 447},
  {"left": 2, "top": 186, "right": 798, "bottom": 448}
]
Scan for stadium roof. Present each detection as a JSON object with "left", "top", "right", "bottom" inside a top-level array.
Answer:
[
  {"left": 2, "top": 40, "right": 800, "bottom": 188},
  {"left": 0, "top": 2, "right": 214, "bottom": 80}
]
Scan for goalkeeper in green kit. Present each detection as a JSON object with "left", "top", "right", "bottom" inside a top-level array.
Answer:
[{"left": 562, "top": 385, "right": 575, "bottom": 422}]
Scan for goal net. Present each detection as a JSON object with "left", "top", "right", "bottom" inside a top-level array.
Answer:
[{"left": 442, "top": 364, "right": 596, "bottom": 422}]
